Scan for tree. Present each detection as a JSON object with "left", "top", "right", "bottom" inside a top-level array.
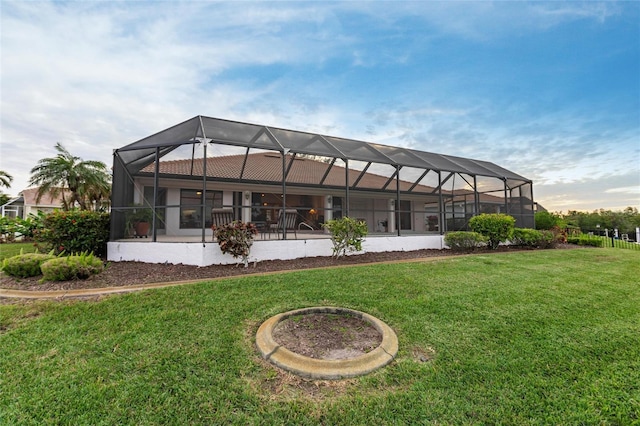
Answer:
[
  {"left": 29, "top": 143, "right": 111, "bottom": 211},
  {"left": 0, "top": 170, "right": 14, "bottom": 206},
  {"left": 535, "top": 211, "right": 565, "bottom": 230},
  {"left": 0, "top": 170, "right": 13, "bottom": 189},
  {"left": 562, "top": 208, "right": 640, "bottom": 235}
]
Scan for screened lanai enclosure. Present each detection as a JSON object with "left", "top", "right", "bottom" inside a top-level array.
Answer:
[{"left": 109, "top": 116, "right": 533, "bottom": 263}]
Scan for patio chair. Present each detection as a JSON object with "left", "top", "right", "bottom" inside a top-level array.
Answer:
[
  {"left": 211, "top": 208, "right": 235, "bottom": 241},
  {"left": 270, "top": 209, "right": 298, "bottom": 239}
]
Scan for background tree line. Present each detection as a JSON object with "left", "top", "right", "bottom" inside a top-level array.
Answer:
[{"left": 536, "top": 208, "right": 640, "bottom": 237}]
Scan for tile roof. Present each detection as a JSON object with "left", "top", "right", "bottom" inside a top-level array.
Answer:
[
  {"left": 141, "top": 153, "right": 506, "bottom": 203},
  {"left": 143, "top": 153, "right": 432, "bottom": 192},
  {"left": 21, "top": 187, "right": 69, "bottom": 207}
]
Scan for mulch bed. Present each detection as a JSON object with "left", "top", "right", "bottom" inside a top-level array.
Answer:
[{"left": 0, "top": 245, "right": 582, "bottom": 293}]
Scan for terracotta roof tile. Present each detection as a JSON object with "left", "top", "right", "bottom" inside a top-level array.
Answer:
[
  {"left": 143, "top": 153, "right": 434, "bottom": 191},
  {"left": 21, "top": 187, "right": 69, "bottom": 207},
  {"left": 140, "top": 153, "right": 506, "bottom": 203}
]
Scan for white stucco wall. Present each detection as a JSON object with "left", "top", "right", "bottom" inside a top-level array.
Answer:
[{"left": 108, "top": 235, "right": 446, "bottom": 267}]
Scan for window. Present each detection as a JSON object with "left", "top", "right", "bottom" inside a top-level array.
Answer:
[{"left": 180, "top": 189, "right": 222, "bottom": 229}]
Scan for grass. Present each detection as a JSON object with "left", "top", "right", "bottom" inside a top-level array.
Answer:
[
  {"left": 1, "top": 248, "right": 639, "bottom": 424},
  {"left": 0, "top": 242, "right": 38, "bottom": 260}
]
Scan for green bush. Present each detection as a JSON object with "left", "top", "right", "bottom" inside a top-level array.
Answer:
[
  {"left": 40, "top": 252, "right": 104, "bottom": 281},
  {"left": 0, "top": 216, "right": 18, "bottom": 243},
  {"left": 1, "top": 213, "right": 46, "bottom": 243},
  {"left": 469, "top": 213, "right": 516, "bottom": 250},
  {"left": 1, "top": 252, "right": 57, "bottom": 278},
  {"left": 444, "top": 231, "right": 488, "bottom": 251},
  {"left": 538, "top": 230, "right": 559, "bottom": 249},
  {"left": 535, "top": 211, "right": 566, "bottom": 230},
  {"left": 213, "top": 221, "right": 258, "bottom": 267},
  {"left": 16, "top": 212, "right": 46, "bottom": 241},
  {"left": 566, "top": 234, "right": 604, "bottom": 247},
  {"left": 323, "top": 217, "right": 368, "bottom": 258},
  {"left": 34, "top": 210, "right": 110, "bottom": 257},
  {"left": 511, "top": 228, "right": 558, "bottom": 249}
]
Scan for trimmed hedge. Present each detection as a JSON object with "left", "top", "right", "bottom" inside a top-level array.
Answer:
[
  {"left": 444, "top": 231, "right": 488, "bottom": 252},
  {"left": 566, "top": 235, "right": 604, "bottom": 247},
  {"left": 1, "top": 252, "right": 57, "bottom": 278},
  {"left": 40, "top": 253, "right": 104, "bottom": 281},
  {"left": 469, "top": 214, "right": 516, "bottom": 250},
  {"left": 511, "top": 228, "right": 558, "bottom": 249},
  {"left": 34, "top": 210, "right": 110, "bottom": 257}
]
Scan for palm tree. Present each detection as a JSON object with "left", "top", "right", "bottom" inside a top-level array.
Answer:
[
  {"left": 0, "top": 170, "right": 13, "bottom": 189},
  {"left": 29, "top": 143, "right": 111, "bottom": 211}
]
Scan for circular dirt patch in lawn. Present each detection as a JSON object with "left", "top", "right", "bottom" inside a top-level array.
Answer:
[
  {"left": 256, "top": 307, "right": 398, "bottom": 380},
  {"left": 272, "top": 312, "right": 382, "bottom": 360}
]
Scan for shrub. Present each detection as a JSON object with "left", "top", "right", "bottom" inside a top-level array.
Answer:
[
  {"left": 34, "top": 210, "right": 110, "bottom": 257},
  {"left": 0, "top": 215, "right": 44, "bottom": 243},
  {"left": 566, "top": 234, "right": 604, "bottom": 247},
  {"left": 0, "top": 216, "right": 39, "bottom": 243},
  {"left": 550, "top": 226, "right": 568, "bottom": 244},
  {"left": 538, "top": 230, "right": 559, "bottom": 249},
  {"left": 444, "top": 231, "right": 488, "bottom": 252},
  {"left": 213, "top": 221, "right": 258, "bottom": 267},
  {"left": 13, "top": 214, "right": 43, "bottom": 241},
  {"left": 469, "top": 213, "right": 516, "bottom": 250},
  {"left": 0, "top": 216, "right": 18, "bottom": 243},
  {"left": 1, "top": 252, "right": 57, "bottom": 278},
  {"left": 511, "top": 228, "right": 558, "bottom": 249},
  {"left": 40, "top": 252, "right": 104, "bottom": 281},
  {"left": 322, "top": 217, "right": 368, "bottom": 258},
  {"left": 535, "top": 211, "right": 566, "bottom": 230}
]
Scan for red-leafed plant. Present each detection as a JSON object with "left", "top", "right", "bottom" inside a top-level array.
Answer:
[{"left": 212, "top": 221, "right": 258, "bottom": 267}]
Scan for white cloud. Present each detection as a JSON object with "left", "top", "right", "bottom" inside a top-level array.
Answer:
[
  {"left": 606, "top": 186, "right": 640, "bottom": 195},
  {"left": 377, "top": 1, "right": 622, "bottom": 41},
  {"left": 535, "top": 169, "right": 640, "bottom": 212},
  {"left": 0, "top": 0, "right": 636, "bottom": 215}
]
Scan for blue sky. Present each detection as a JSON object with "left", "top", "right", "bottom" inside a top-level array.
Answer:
[{"left": 1, "top": 1, "right": 638, "bottom": 212}]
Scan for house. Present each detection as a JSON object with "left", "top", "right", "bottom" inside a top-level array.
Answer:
[
  {"left": 0, "top": 187, "right": 68, "bottom": 219},
  {"left": 108, "top": 116, "right": 534, "bottom": 266}
]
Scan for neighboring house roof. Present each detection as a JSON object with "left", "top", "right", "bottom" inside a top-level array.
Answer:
[
  {"left": 21, "top": 187, "right": 68, "bottom": 207},
  {"left": 1, "top": 196, "right": 23, "bottom": 208}
]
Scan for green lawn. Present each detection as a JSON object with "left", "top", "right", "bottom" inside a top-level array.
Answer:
[
  {"left": 0, "top": 242, "right": 37, "bottom": 260},
  {"left": 1, "top": 249, "right": 639, "bottom": 425}
]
